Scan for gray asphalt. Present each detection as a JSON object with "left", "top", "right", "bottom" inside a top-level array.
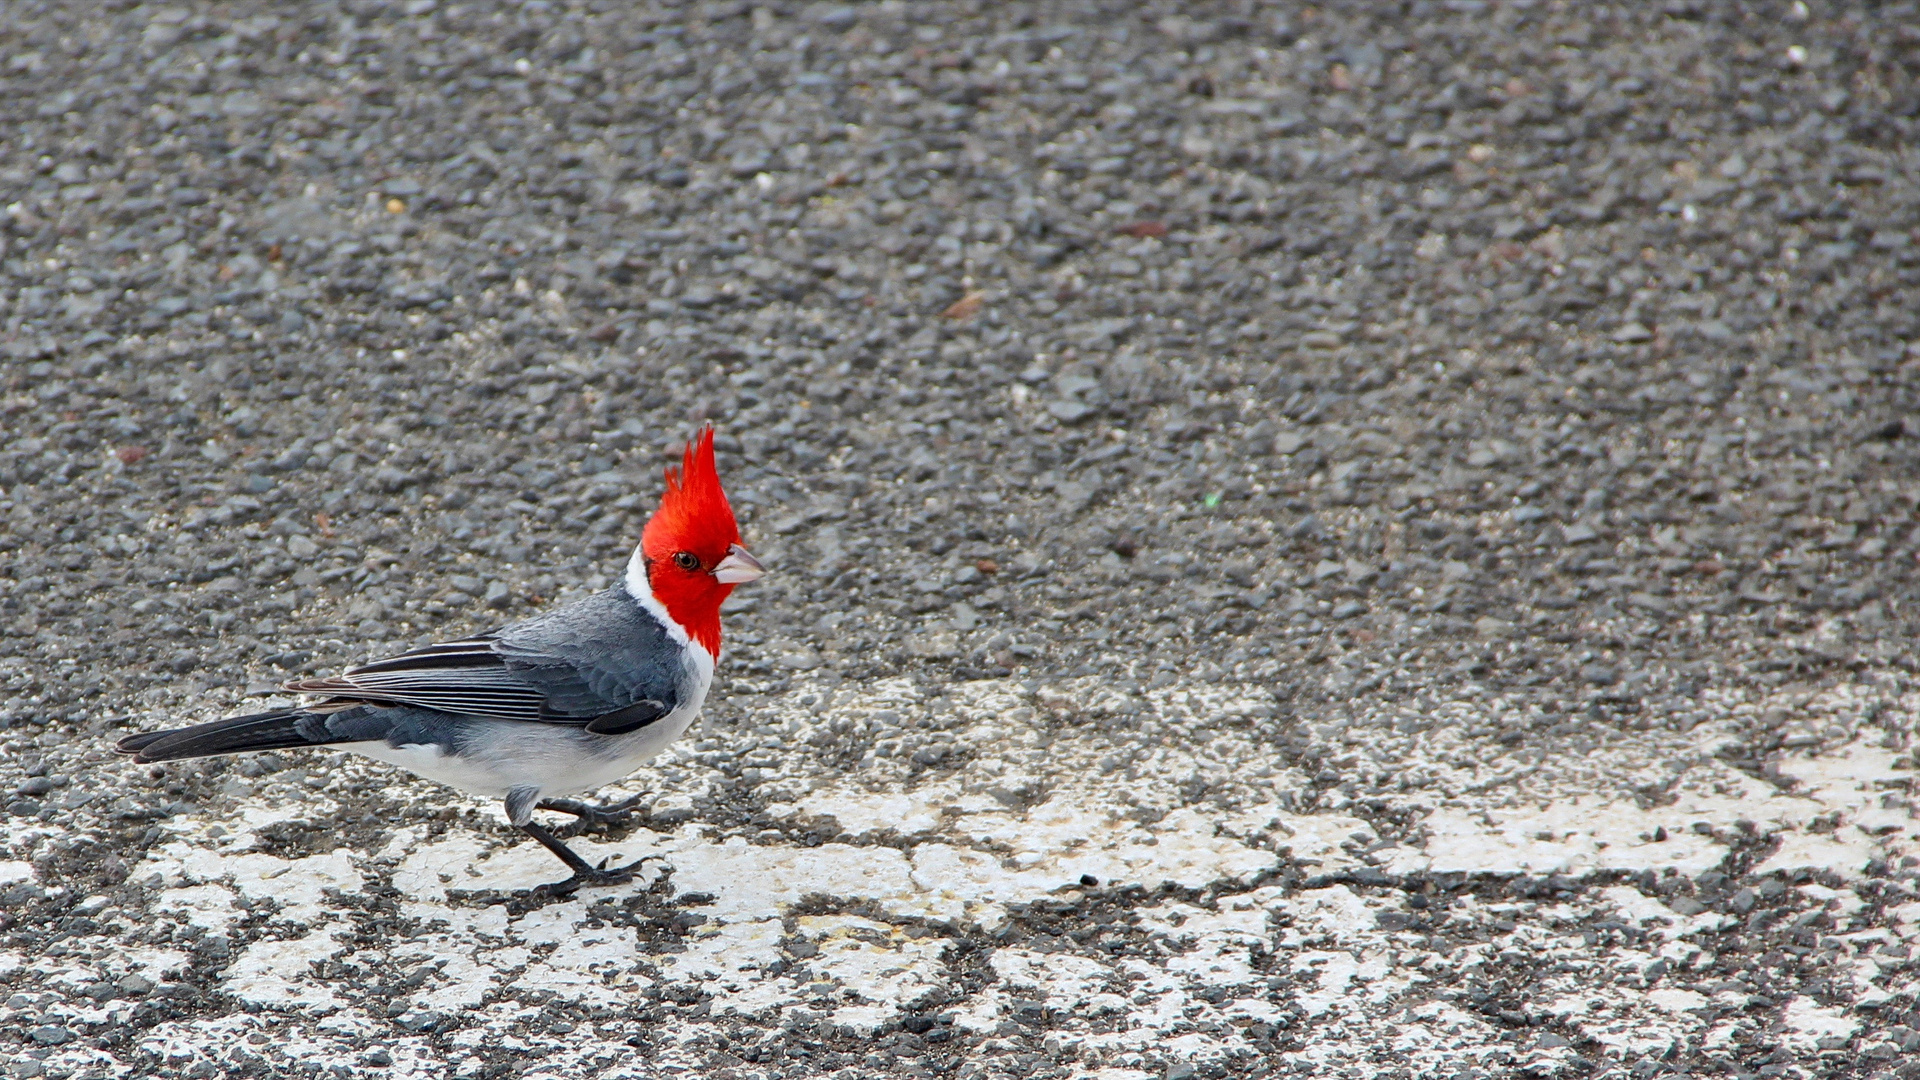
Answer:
[{"left": 1, "top": 3, "right": 1917, "bottom": 1078}]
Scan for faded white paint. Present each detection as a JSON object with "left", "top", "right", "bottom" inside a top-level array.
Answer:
[{"left": 9, "top": 674, "right": 1918, "bottom": 1077}]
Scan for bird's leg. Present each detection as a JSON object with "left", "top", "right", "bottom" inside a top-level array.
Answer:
[
  {"left": 520, "top": 821, "right": 598, "bottom": 876},
  {"left": 519, "top": 821, "right": 661, "bottom": 894},
  {"left": 535, "top": 793, "right": 648, "bottom": 837}
]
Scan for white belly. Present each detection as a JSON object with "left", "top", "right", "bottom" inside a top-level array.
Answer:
[{"left": 342, "top": 709, "right": 697, "bottom": 800}]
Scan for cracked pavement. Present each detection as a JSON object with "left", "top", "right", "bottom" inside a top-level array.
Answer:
[{"left": 1, "top": 2, "right": 1918, "bottom": 1079}]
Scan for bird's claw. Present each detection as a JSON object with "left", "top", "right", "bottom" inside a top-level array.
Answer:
[
  {"left": 537, "top": 794, "right": 649, "bottom": 837},
  {"left": 584, "top": 792, "right": 649, "bottom": 824}
]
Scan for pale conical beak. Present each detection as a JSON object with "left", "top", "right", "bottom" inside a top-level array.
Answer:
[{"left": 712, "top": 543, "right": 765, "bottom": 584}]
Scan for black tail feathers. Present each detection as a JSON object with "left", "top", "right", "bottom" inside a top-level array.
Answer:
[{"left": 114, "top": 709, "right": 326, "bottom": 763}]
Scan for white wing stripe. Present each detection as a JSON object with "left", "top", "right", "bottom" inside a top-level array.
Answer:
[
  {"left": 344, "top": 670, "right": 525, "bottom": 690},
  {"left": 344, "top": 641, "right": 499, "bottom": 675}
]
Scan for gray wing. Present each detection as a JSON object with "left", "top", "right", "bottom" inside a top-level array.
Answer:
[
  {"left": 284, "top": 589, "right": 685, "bottom": 734},
  {"left": 492, "top": 587, "right": 691, "bottom": 734}
]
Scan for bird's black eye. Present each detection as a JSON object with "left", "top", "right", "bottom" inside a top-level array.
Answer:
[{"left": 672, "top": 551, "right": 701, "bottom": 571}]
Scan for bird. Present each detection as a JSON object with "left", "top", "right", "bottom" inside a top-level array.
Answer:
[{"left": 115, "top": 427, "right": 764, "bottom": 893}]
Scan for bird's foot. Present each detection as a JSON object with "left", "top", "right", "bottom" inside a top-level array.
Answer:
[
  {"left": 533, "top": 854, "right": 667, "bottom": 896},
  {"left": 537, "top": 794, "right": 648, "bottom": 837}
]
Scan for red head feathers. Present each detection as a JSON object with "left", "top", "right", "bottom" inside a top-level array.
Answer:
[{"left": 638, "top": 427, "right": 762, "bottom": 656}]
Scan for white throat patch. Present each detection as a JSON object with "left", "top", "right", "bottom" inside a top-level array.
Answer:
[{"left": 623, "top": 545, "right": 697, "bottom": 652}]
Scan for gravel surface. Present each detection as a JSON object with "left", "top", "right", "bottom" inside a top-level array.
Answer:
[{"left": 2, "top": 2, "right": 1919, "bottom": 1078}]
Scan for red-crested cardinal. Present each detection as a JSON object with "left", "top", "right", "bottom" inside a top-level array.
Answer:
[{"left": 116, "top": 427, "right": 764, "bottom": 892}]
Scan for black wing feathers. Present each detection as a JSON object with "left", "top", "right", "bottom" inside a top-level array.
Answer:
[{"left": 582, "top": 699, "right": 671, "bottom": 736}]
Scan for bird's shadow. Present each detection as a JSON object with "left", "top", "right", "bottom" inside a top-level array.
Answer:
[{"left": 447, "top": 857, "right": 679, "bottom": 916}]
